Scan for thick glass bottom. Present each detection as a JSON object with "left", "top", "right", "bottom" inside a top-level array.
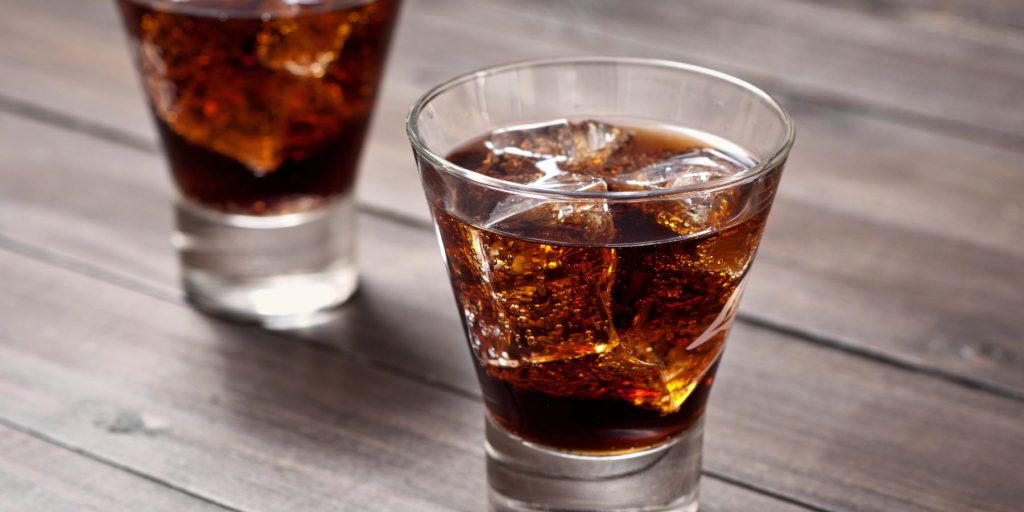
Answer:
[
  {"left": 486, "top": 415, "right": 703, "bottom": 512},
  {"left": 174, "top": 196, "right": 357, "bottom": 329}
]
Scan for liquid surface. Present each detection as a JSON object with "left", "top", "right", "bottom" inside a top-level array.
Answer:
[
  {"left": 434, "top": 120, "right": 778, "bottom": 452},
  {"left": 117, "top": 0, "right": 400, "bottom": 214}
]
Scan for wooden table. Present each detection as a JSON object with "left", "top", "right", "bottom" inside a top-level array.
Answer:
[{"left": 1, "top": 0, "right": 1022, "bottom": 510}]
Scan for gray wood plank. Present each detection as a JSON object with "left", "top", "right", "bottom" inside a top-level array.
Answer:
[
  {"left": 0, "top": 0, "right": 148, "bottom": 139},
  {"left": 706, "top": 329, "right": 1024, "bottom": 512},
  {"left": 0, "top": 425, "right": 226, "bottom": 512},
  {"left": 812, "top": 0, "right": 1024, "bottom": 31},
  {"left": 0, "top": 249, "right": 813, "bottom": 512},
  {"left": 0, "top": 256, "right": 485, "bottom": 512},
  {"left": 0, "top": 102, "right": 1021, "bottom": 512},
  {"left": 2, "top": 234, "right": 1022, "bottom": 512},
  {"left": 454, "top": 0, "right": 1024, "bottom": 142},
  {"left": 0, "top": 1, "right": 1020, "bottom": 508},
  {"left": 701, "top": 478, "right": 810, "bottom": 512},
  {"left": 5, "top": 0, "right": 1022, "bottom": 261},
  {"left": 3, "top": 69, "right": 1022, "bottom": 398},
  {"left": 2, "top": 0, "right": 1023, "bottom": 147}
]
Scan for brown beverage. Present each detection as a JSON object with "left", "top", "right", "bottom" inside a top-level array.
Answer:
[
  {"left": 117, "top": 0, "right": 400, "bottom": 214},
  {"left": 435, "top": 120, "right": 776, "bottom": 452}
]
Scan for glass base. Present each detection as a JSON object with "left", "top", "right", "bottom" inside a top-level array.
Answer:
[
  {"left": 486, "top": 416, "right": 703, "bottom": 512},
  {"left": 174, "top": 196, "right": 357, "bottom": 329}
]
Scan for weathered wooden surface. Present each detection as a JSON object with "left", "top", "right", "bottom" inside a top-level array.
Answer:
[
  {"left": 1, "top": 0, "right": 1022, "bottom": 396},
  {"left": 2, "top": 110, "right": 1024, "bottom": 510},
  {"left": 0, "top": 425, "right": 225, "bottom": 512},
  {"left": 3, "top": 236, "right": 1023, "bottom": 512},
  {"left": 0, "top": 0, "right": 1022, "bottom": 510},
  {"left": 806, "top": 0, "right": 1024, "bottom": 31},
  {"left": 0, "top": 249, "right": 825, "bottom": 512}
]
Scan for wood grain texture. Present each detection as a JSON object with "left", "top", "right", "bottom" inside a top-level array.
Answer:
[
  {"left": 0, "top": 1, "right": 1022, "bottom": 510},
  {"left": 2, "top": 0, "right": 1023, "bottom": 146},
  {"left": 0, "top": 253, "right": 485, "bottom": 512},
  {"left": 811, "top": 0, "right": 1024, "bottom": 31},
  {"left": 0, "top": 249, "right": 817, "bottom": 512},
  {"left": 2, "top": 0, "right": 1024, "bottom": 395},
  {"left": 1, "top": 110, "right": 1022, "bottom": 510},
  {"left": 458, "top": 0, "right": 1024, "bottom": 142},
  {"left": 0, "top": 0, "right": 148, "bottom": 141},
  {"left": 3, "top": 232, "right": 1023, "bottom": 512},
  {"left": 3, "top": 64, "right": 1022, "bottom": 398},
  {"left": 0, "top": 425, "right": 227, "bottom": 512}
]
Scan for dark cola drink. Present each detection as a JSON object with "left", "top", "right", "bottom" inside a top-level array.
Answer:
[
  {"left": 117, "top": 0, "right": 400, "bottom": 214},
  {"left": 434, "top": 120, "right": 778, "bottom": 452}
]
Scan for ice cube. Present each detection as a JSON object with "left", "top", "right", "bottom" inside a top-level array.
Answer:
[
  {"left": 477, "top": 120, "right": 630, "bottom": 243},
  {"left": 135, "top": 5, "right": 351, "bottom": 174},
  {"left": 484, "top": 241, "right": 620, "bottom": 366},
  {"left": 653, "top": 281, "right": 745, "bottom": 409},
  {"left": 444, "top": 207, "right": 619, "bottom": 368},
  {"left": 464, "top": 176, "right": 618, "bottom": 366},
  {"left": 488, "top": 172, "right": 606, "bottom": 224},
  {"left": 560, "top": 119, "right": 631, "bottom": 167},
  {"left": 607, "top": 281, "right": 744, "bottom": 412},
  {"left": 256, "top": 1, "right": 364, "bottom": 78},
  {"left": 486, "top": 173, "right": 615, "bottom": 244},
  {"left": 608, "top": 147, "right": 751, "bottom": 191},
  {"left": 484, "top": 119, "right": 631, "bottom": 177},
  {"left": 606, "top": 148, "right": 753, "bottom": 236},
  {"left": 164, "top": 73, "right": 346, "bottom": 173},
  {"left": 485, "top": 349, "right": 671, "bottom": 409},
  {"left": 486, "top": 121, "right": 564, "bottom": 163}
]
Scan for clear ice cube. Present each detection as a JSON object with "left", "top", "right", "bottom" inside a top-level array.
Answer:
[
  {"left": 486, "top": 173, "right": 615, "bottom": 244},
  {"left": 608, "top": 147, "right": 751, "bottom": 191},
  {"left": 560, "top": 119, "right": 631, "bottom": 167},
  {"left": 484, "top": 119, "right": 630, "bottom": 174},
  {"left": 487, "top": 172, "right": 606, "bottom": 224},
  {"left": 477, "top": 119, "right": 630, "bottom": 243},
  {"left": 607, "top": 147, "right": 754, "bottom": 236}
]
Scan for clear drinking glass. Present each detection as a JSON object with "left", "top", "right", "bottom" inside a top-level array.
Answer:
[
  {"left": 115, "top": 0, "right": 401, "bottom": 327},
  {"left": 407, "top": 58, "right": 794, "bottom": 511}
]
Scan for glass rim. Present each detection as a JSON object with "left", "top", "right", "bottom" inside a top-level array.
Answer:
[
  {"left": 121, "top": 0, "right": 376, "bottom": 17},
  {"left": 406, "top": 57, "right": 796, "bottom": 201}
]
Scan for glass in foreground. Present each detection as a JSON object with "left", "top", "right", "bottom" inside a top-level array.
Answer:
[{"left": 409, "top": 58, "right": 793, "bottom": 511}]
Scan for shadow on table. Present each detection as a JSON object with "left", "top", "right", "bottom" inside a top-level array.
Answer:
[
  {"left": 186, "top": 309, "right": 487, "bottom": 509},
  {"left": 287, "top": 279, "right": 480, "bottom": 394}
]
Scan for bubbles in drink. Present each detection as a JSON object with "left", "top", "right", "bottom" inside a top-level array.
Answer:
[{"left": 256, "top": 1, "right": 376, "bottom": 78}]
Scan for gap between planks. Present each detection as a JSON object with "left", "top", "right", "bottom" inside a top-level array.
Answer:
[
  {"left": 0, "top": 415, "right": 244, "bottom": 512},
  {"left": 441, "top": 0, "right": 1024, "bottom": 153}
]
